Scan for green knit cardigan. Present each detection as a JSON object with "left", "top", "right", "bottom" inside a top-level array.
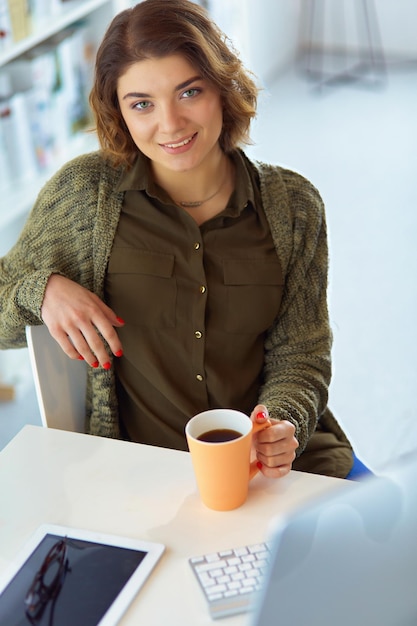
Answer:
[{"left": 0, "top": 151, "right": 345, "bottom": 454}]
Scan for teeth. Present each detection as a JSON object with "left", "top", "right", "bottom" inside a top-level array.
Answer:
[{"left": 165, "top": 135, "right": 194, "bottom": 149}]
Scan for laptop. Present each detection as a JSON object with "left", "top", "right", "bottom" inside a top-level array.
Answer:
[{"left": 251, "top": 451, "right": 417, "bottom": 626}]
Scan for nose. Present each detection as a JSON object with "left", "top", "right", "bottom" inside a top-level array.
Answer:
[{"left": 158, "top": 102, "right": 184, "bottom": 134}]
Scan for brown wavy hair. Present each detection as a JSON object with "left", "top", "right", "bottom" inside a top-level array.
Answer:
[{"left": 89, "top": 0, "right": 259, "bottom": 168}]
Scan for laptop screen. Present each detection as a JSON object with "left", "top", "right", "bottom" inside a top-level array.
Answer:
[{"left": 252, "top": 452, "right": 417, "bottom": 626}]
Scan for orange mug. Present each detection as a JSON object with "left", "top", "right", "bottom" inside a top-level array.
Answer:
[{"left": 185, "top": 409, "right": 271, "bottom": 511}]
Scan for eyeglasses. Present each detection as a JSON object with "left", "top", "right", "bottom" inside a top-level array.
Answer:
[{"left": 24, "top": 537, "right": 69, "bottom": 622}]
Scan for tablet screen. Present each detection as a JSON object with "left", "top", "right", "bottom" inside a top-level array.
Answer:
[{"left": 0, "top": 525, "right": 165, "bottom": 626}]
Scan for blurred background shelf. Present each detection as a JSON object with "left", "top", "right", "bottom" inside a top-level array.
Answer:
[
  {"left": 0, "top": 0, "right": 134, "bottom": 255},
  {"left": 0, "top": 0, "right": 114, "bottom": 67}
]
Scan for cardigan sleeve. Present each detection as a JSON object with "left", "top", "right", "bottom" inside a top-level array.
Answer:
[
  {"left": 0, "top": 154, "right": 103, "bottom": 349},
  {"left": 257, "top": 164, "right": 332, "bottom": 454},
  {"left": 0, "top": 152, "right": 123, "bottom": 441}
]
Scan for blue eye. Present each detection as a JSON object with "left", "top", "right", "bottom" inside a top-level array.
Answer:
[
  {"left": 133, "top": 101, "right": 151, "bottom": 110},
  {"left": 182, "top": 88, "right": 200, "bottom": 98}
]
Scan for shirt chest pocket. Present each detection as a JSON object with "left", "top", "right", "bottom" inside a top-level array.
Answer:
[
  {"left": 107, "top": 248, "right": 176, "bottom": 327},
  {"left": 222, "top": 259, "right": 284, "bottom": 334}
]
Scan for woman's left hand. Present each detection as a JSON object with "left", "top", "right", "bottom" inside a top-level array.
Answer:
[{"left": 250, "top": 405, "right": 299, "bottom": 478}]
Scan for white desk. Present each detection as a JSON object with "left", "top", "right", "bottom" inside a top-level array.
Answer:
[{"left": 0, "top": 426, "right": 352, "bottom": 625}]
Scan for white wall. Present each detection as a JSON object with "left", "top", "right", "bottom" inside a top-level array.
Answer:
[
  {"left": 209, "top": 0, "right": 417, "bottom": 84},
  {"left": 208, "top": 0, "right": 301, "bottom": 83},
  {"left": 298, "top": 0, "right": 417, "bottom": 60}
]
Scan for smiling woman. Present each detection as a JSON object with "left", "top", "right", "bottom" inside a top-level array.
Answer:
[
  {"left": 89, "top": 0, "right": 257, "bottom": 165},
  {"left": 0, "top": 0, "right": 354, "bottom": 480},
  {"left": 115, "top": 54, "right": 227, "bottom": 212}
]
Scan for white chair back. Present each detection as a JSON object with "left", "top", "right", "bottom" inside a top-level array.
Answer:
[{"left": 25, "top": 325, "right": 87, "bottom": 432}]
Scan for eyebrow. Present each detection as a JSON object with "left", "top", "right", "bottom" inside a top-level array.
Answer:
[{"left": 122, "top": 75, "right": 202, "bottom": 100}]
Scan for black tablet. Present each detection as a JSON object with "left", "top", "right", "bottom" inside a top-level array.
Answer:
[{"left": 0, "top": 524, "right": 165, "bottom": 626}]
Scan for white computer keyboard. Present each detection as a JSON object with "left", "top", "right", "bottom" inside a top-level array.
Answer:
[{"left": 189, "top": 542, "right": 272, "bottom": 620}]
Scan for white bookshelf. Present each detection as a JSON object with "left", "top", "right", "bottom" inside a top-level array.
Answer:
[
  {"left": 1, "top": 0, "right": 113, "bottom": 66},
  {"left": 0, "top": 0, "right": 134, "bottom": 248}
]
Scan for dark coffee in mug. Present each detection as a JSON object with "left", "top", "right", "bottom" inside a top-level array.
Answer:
[{"left": 197, "top": 428, "right": 243, "bottom": 443}]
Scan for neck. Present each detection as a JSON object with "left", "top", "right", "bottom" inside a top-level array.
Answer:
[{"left": 152, "top": 150, "right": 229, "bottom": 207}]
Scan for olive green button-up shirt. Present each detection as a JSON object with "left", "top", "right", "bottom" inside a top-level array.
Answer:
[{"left": 105, "top": 150, "right": 283, "bottom": 449}]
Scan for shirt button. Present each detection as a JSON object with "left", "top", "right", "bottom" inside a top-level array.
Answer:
[
  {"left": 194, "top": 331, "right": 202, "bottom": 339},
  {"left": 194, "top": 242, "right": 201, "bottom": 250},
  {"left": 196, "top": 374, "right": 204, "bottom": 381},
  {"left": 199, "top": 285, "right": 206, "bottom": 294}
]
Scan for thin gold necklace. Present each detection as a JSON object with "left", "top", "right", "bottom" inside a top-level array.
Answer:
[{"left": 177, "top": 166, "right": 228, "bottom": 208}]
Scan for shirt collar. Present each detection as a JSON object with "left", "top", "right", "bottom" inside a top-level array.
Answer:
[
  {"left": 115, "top": 151, "right": 152, "bottom": 193},
  {"left": 115, "top": 149, "right": 256, "bottom": 214},
  {"left": 227, "top": 149, "right": 257, "bottom": 215}
]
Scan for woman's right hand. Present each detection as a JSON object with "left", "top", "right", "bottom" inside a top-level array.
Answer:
[{"left": 41, "top": 274, "right": 125, "bottom": 369}]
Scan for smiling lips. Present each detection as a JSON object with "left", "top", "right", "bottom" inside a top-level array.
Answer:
[{"left": 161, "top": 132, "right": 197, "bottom": 152}]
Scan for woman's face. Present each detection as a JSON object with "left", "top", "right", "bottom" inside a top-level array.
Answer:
[{"left": 117, "top": 54, "right": 224, "bottom": 178}]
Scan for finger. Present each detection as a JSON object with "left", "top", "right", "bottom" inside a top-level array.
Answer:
[
  {"left": 87, "top": 302, "right": 125, "bottom": 358},
  {"left": 75, "top": 325, "right": 113, "bottom": 369},
  {"left": 94, "top": 298, "right": 125, "bottom": 329},
  {"left": 257, "top": 447, "right": 297, "bottom": 469},
  {"left": 250, "top": 404, "right": 269, "bottom": 423},
  {"left": 61, "top": 319, "right": 123, "bottom": 368},
  {"left": 49, "top": 328, "right": 85, "bottom": 361},
  {"left": 89, "top": 319, "right": 124, "bottom": 362},
  {"left": 257, "top": 461, "right": 292, "bottom": 479},
  {"left": 69, "top": 303, "right": 124, "bottom": 365},
  {"left": 57, "top": 326, "right": 102, "bottom": 368},
  {"left": 256, "top": 446, "right": 297, "bottom": 479},
  {"left": 256, "top": 435, "right": 299, "bottom": 465},
  {"left": 256, "top": 419, "right": 297, "bottom": 445}
]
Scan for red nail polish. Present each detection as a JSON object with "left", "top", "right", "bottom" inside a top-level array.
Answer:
[
  {"left": 116, "top": 316, "right": 125, "bottom": 324},
  {"left": 103, "top": 362, "right": 111, "bottom": 370},
  {"left": 115, "top": 349, "right": 123, "bottom": 357},
  {"left": 256, "top": 411, "right": 267, "bottom": 420},
  {"left": 257, "top": 461, "right": 263, "bottom": 470},
  {"left": 77, "top": 355, "right": 84, "bottom": 361},
  {"left": 92, "top": 361, "right": 99, "bottom": 368}
]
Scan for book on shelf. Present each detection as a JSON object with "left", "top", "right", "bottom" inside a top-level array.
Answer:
[
  {"left": 0, "top": 21, "right": 96, "bottom": 191},
  {"left": 0, "top": 1, "right": 70, "bottom": 51},
  {"left": 6, "top": 0, "right": 31, "bottom": 44}
]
